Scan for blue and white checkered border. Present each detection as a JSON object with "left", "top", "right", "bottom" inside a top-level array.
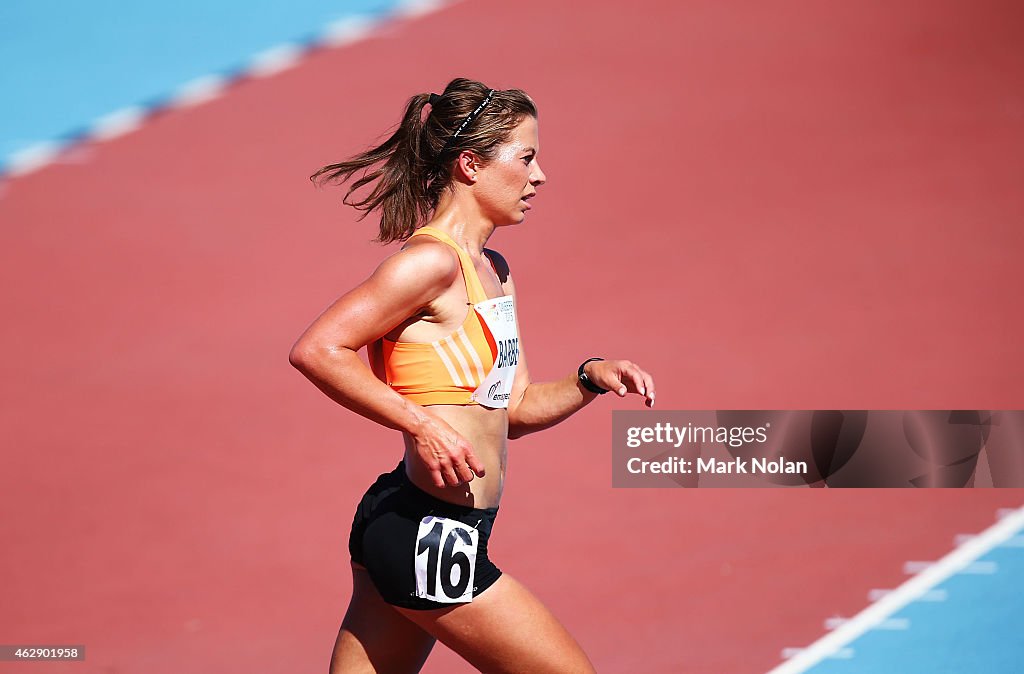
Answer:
[{"left": 0, "top": 0, "right": 457, "bottom": 181}]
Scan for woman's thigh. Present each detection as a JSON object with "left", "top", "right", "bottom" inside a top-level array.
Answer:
[
  {"left": 395, "top": 574, "right": 596, "bottom": 674},
  {"left": 330, "top": 564, "right": 436, "bottom": 674}
]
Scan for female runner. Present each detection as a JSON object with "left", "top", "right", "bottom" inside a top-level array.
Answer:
[{"left": 290, "top": 78, "right": 655, "bottom": 673}]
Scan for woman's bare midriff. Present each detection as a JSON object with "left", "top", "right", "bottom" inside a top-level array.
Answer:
[{"left": 403, "top": 403, "right": 508, "bottom": 509}]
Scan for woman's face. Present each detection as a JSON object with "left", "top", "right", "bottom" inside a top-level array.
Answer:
[{"left": 473, "top": 115, "right": 546, "bottom": 225}]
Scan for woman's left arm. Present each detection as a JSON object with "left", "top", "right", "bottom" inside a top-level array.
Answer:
[
  {"left": 489, "top": 251, "right": 655, "bottom": 440},
  {"left": 506, "top": 355, "right": 655, "bottom": 439}
]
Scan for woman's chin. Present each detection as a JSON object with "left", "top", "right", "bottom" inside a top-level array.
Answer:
[{"left": 496, "top": 213, "right": 527, "bottom": 227}]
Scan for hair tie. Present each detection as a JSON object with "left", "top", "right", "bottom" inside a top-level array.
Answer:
[
  {"left": 451, "top": 89, "right": 495, "bottom": 141},
  {"left": 428, "top": 93, "right": 442, "bottom": 107},
  {"left": 439, "top": 89, "right": 496, "bottom": 159}
]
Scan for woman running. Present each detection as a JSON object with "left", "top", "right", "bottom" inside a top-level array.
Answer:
[{"left": 290, "top": 77, "right": 655, "bottom": 673}]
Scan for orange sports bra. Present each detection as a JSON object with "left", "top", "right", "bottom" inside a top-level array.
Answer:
[{"left": 380, "top": 226, "right": 520, "bottom": 407}]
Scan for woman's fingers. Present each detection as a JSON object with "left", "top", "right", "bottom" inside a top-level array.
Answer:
[
  {"left": 595, "top": 359, "right": 656, "bottom": 406},
  {"left": 433, "top": 447, "right": 474, "bottom": 487},
  {"left": 628, "top": 364, "right": 656, "bottom": 406},
  {"left": 643, "top": 369, "right": 657, "bottom": 407},
  {"left": 422, "top": 435, "right": 485, "bottom": 487},
  {"left": 428, "top": 462, "right": 447, "bottom": 489},
  {"left": 624, "top": 365, "right": 648, "bottom": 397},
  {"left": 463, "top": 445, "right": 486, "bottom": 478},
  {"left": 454, "top": 462, "right": 476, "bottom": 484},
  {"left": 441, "top": 463, "right": 462, "bottom": 487},
  {"left": 415, "top": 412, "right": 484, "bottom": 487},
  {"left": 605, "top": 361, "right": 640, "bottom": 397},
  {"left": 449, "top": 443, "right": 484, "bottom": 484}
]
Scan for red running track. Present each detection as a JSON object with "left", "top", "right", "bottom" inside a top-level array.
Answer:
[{"left": 2, "top": 1, "right": 1023, "bottom": 672}]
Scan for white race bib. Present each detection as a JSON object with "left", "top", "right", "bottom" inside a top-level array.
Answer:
[
  {"left": 470, "top": 296, "right": 518, "bottom": 408},
  {"left": 414, "top": 516, "right": 479, "bottom": 603}
]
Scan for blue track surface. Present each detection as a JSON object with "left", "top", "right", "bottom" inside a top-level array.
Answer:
[
  {"left": 806, "top": 542, "right": 1024, "bottom": 673},
  {"left": 0, "top": 1, "right": 403, "bottom": 168}
]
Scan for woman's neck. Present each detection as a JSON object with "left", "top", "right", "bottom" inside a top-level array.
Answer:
[{"left": 428, "top": 198, "right": 495, "bottom": 256}]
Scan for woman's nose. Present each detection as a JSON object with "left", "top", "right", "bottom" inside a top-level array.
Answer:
[{"left": 531, "top": 160, "right": 547, "bottom": 185}]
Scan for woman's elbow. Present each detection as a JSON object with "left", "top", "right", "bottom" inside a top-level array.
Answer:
[
  {"left": 288, "top": 339, "right": 318, "bottom": 373},
  {"left": 289, "top": 338, "right": 356, "bottom": 376},
  {"left": 506, "top": 416, "right": 530, "bottom": 440}
]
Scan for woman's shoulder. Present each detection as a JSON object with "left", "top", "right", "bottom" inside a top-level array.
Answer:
[{"left": 374, "top": 236, "right": 460, "bottom": 291}]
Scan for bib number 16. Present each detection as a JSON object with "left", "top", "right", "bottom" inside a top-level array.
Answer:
[{"left": 414, "top": 517, "right": 479, "bottom": 603}]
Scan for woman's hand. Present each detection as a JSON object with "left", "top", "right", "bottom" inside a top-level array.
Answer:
[
  {"left": 410, "top": 410, "right": 487, "bottom": 488},
  {"left": 584, "top": 359, "right": 656, "bottom": 408}
]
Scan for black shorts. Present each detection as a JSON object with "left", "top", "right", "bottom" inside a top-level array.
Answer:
[{"left": 348, "top": 462, "right": 502, "bottom": 610}]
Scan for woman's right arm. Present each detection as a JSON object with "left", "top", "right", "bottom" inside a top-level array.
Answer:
[{"left": 288, "top": 243, "right": 485, "bottom": 487}]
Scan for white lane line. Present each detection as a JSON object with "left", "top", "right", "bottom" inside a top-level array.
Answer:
[
  {"left": 904, "top": 560, "right": 999, "bottom": 575},
  {"left": 825, "top": 616, "right": 910, "bottom": 631},
  {"left": 769, "top": 505, "right": 1024, "bottom": 674},
  {"left": 869, "top": 588, "right": 948, "bottom": 602},
  {"left": 781, "top": 647, "right": 854, "bottom": 661}
]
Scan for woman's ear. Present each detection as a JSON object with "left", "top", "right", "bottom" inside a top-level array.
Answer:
[{"left": 456, "top": 150, "right": 481, "bottom": 183}]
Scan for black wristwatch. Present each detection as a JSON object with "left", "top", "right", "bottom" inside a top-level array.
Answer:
[{"left": 578, "top": 357, "right": 608, "bottom": 394}]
